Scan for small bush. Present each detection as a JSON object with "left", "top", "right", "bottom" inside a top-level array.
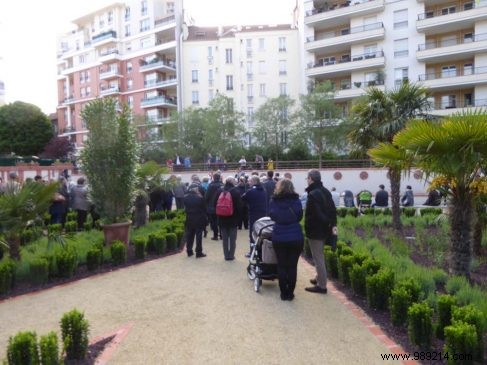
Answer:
[
  {"left": 147, "top": 233, "right": 166, "bottom": 255},
  {"left": 43, "top": 213, "right": 51, "bottom": 226},
  {"left": 346, "top": 208, "right": 359, "bottom": 217},
  {"left": 41, "top": 254, "right": 56, "bottom": 279},
  {"left": 336, "top": 208, "right": 347, "bottom": 218},
  {"left": 39, "top": 331, "right": 59, "bottom": 365},
  {"left": 47, "top": 224, "right": 62, "bottom": 234},
  {"left": 382, "top": 207, "right": 392, "bottom": 215},
  {"left": 324, "top": 246, "right": 338, "bottom": 279},
  {"left": 133, "top": 237, "right": 147, "bottom": 260},
  {"left": 55, "top": 247, "right": 77, "bottom": 278},
  {"left": 60, "top": 309, "right": 89, "bottom": 361},
  {"left": 436, "top": 295, "right": 457, "bottom": 340},
  {"left": 6, "top": 331, "right": 40, "bottom": 365},
  {"left": 166, "top": 210, "right": 177, "bottom": 219},
  {"left": 66, "top": 211, "right": 77, "bottom": 222},
  {"left": 0, "top": 259, "right": 16, "bottom": 295},
  {"left": 408, "top": 302, "right": 433, "bottom": 350},
  {"left": 350, "top": 263, "right": 367, "bottom": 296},
  {"left": 366, "top": 268, "right": 394, "bottom": 310},
  {"left": 402, "top": 207, "right": 416, "bottom": 217},
  {"left": 391, "top": 287, "right": 411, "bottom": 326},
  {"left": 83, "top": 222, "right": 92, "bottom": 231},
  {"left": 445, "top": 276, "right": 469, "bottom": 295},
  {"left": 64, "top": 221, "right": 77, "bottom": 233},
  {"left": 444, "top": 322, "right": 477, "bottom": 365},
  {"left": 338, "top": 254, "right": 354, "bottom": 286},
  {"left": 29, "top": 258, "right": 49, "bottom": 286},
  {"left": 175, "top": 229, "right": 184, "bottom": 248},
  {"left": 452, "top": 305, "right": 485, "bottom": 362},
  {"left": 362, "top": 258, "right": 381, "bottom": 276},
  {"left": 339, "top": 246, "right": 354, "bottom": 257},
  {"left": 362, "top": 208, "right": 375, "bottom": 215},
  {"left": 110, "top": 241, "right": 127, "bottom": 266},
  {"left": 166, "top": 233, "right": 178, "bottom": 251},
  {"left": 420, "top": 208, "right": 442, "bottom": 216},
  {"left": 86, "top": 247, "right": 103, "bottom": 271},
  {"left": 21, "top": 228, "right": 35, "bottom": 245}
]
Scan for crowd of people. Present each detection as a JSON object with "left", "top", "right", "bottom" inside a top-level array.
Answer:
[{"left": 165, "top": 154, "right": 275, "bottom": 172}]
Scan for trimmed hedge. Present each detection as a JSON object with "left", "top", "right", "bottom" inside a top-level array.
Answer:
[{"left": 408, "top": 302, "right": 433, "bottom": 350}]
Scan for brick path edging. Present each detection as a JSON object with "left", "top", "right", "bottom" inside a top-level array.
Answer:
[{"left": 91, "top": 322, "right": 135, "bottom": 365}]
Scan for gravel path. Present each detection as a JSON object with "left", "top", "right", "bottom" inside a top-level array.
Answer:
[{"left": 0, "top": 233, "right": 395, "bottom": 364}]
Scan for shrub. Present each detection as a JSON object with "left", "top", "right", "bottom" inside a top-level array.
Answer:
[
  {"left": 133, "top": 237, "right": 147, "bottom": 260},
  {"left": 55, "top": 247, "right": 77, "bottom": 278},
  {"left": 47, "top": 224, "right": 62, "bottom": 234},
  {"left": 362, "top": 208, "right": 375, "bottom": 215},
  {"left": 21, "top": 228, "right": 35, "bottom": 245},
  {"left": 66, "top": 211, "right": 77, "bottom": 222},
  {"left": 86, "top": 247, "right": 103, "bottom": 271},
  {"left": 175, "top": 229, "right": 184, "bottom": 248},
  {"left": 64, "top": 221, "right": 77, "bottom": 233},
  {"left": 420, "top": 208, "right": 442, "bottom": 216},
  {"left": 166, "top": 210, "right": 177, "bottom": 219},
  {"left": 402, "top": 207, "right": 416, "bottom": 217},
  {"left": 336, "top": 208, "right": 347, "bottom": 218},
  {"left": 60, "top": 309, "right": 89, "bottom": 361},
  {"left": 362, "top": 258, "right": 381, "bottom": 276},
  {"left": 41, "top": 254, "right": 56, "bottom": 279},
  {"left": 0, "top": 259, "right": 16, "bottom": 295},
  {"left": 407, "top": 302, "right": 433, "bottom": 350},
  {"left": 147, "top": 233, "right": 166, "bottom": 255},
  {"left": 6, "top": 331, "right": 40, "bottom": 365},
  {"left": 398, "top": 278, "right": 421, "bottom": 303},
  {"left": 366, "top": 268, "right": 394, "bottom": 310},
  {"left": 83, "top": 222, "right": 92, "bottom": 231},
  {"left": 165, "top": 233, "right": 177, "bottom": 251},
  {"left": 43, "top": 213, "right": 51, "bottom": 226},
  {"left": 445, "top": 276, "right": 469, "bottom": 295},
  {"left": 338, "top": 254, "right": 354, "bottom": 286},
  {"left": 436, "top": 295, "right": 457, "bottom": 340},
  {"left": 339, "top": 246, "right": 354, "bottom": 257},
  {"left": 350, "top": 263, "right": 367, "bottom": 296},
  {"left": 452, "top": 305, "right": 485, "bottom": 361},
  {"left": 39, "top": 331, "right": 59, "bottom": 365},
  {"left": 444, "top": 322, "right": 477, "bottom": 365},
  {"left": 110, "top": 241, "right": 127, "bottom": 266},
  {"left": 346, "top": 208, "right": 359, "bottom": 217},
  {"left": 391, "top": 287, "right": 411, "bottom": 326},
  {"left": 324, "top": 246, "right": 338, "bottom": 279},
  {"left": 29, "top": 258, "right": 49, "bottom": 286},
  {"left": 382, "top": 207, "right": 392, "bottom": 215}
]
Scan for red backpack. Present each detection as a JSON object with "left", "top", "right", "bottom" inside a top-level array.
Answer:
[{"left": 216, "top": 191, "right": 234, "bottom": 217}]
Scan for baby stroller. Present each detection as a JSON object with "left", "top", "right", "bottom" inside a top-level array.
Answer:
[{"left": 246, "top": 217, "right": 278, "bottom": 292}]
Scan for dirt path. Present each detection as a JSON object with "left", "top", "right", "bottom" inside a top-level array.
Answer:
[{"left": 0, "top": 233, "right": 396, "bottom": 364}]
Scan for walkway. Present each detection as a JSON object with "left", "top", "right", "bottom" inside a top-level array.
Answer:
[{"left": 0, "top": 234, "right": 399, "bottom": 364}]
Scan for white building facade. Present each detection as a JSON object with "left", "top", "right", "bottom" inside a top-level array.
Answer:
[
  {"left": 181, "top": 24, "right": 302, "bottom": 142},
  {"left": 302, "top": 0, "right": 487, "bottom": 116}
]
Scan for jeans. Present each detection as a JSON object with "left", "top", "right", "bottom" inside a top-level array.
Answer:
[
  {"left": 273, "top": 241, "right": 303, "bottom": 297},
  {"left": 186, "top": 227, "right": 203, "bottom": 255},
  {"left": 220, "top": 226, "right": 237, "bottom": 259},
  {"left": 209, "top": 213, "right": 219, "bottom": 238}
]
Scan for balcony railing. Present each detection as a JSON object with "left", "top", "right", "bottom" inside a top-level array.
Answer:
[
  {"left": 92, "top": 30, "right": 117, "bottom": 43},
  {"left": 144, "top": 77, "right": 177, "bottom": 87},
  {"left": 433, "top": 98, "right": 486, "bottom": 110},
  {"left": 154, "top": 15, "right": 175, "bottom": 27},
  {"left": 418, "top": 1, "right": 487, "bottom": 20},
  {"left": 141, "top": 95, "right": 177, "bottom": 107},
  {"left": 306, "top": 22, "right": 383, "bottom": 42},
  {"left": 305, "top": 0, "right": 373, "bottom": 16},
  {"left": 100, "top": 86, "right": 120, "bottom": 95},
  {"left": 61, "top": 126, "right": 76, "bottom": 133},
  {"left": 308, "top": 50, "right": 384, "bottom": 68},
  {"left": 139, "top": 59, "right": 176, "bottom": 71},
  {"left": 100, "top": 49, "right": 119, "bottom": 57},
  {"left": 418, "top": 32, "right": 487, "bottom": 50},
  {"left": 99, "top": 68, "right": 119, "bottom": 77},
  {"left": 418, "top": 66, "right": 487, "bottom": 81}
]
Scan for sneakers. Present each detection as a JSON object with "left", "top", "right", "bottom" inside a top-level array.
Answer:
[
  {"left": 225, "top": 257, "right": 235, "bottom": 261},
  {"left": 310, "top": 278, "right": 318, "bottom": 285},
  {"left": 196, "top": 253, "right": 207, "bottom": 258},
  {"left": 280, "top": 293, "right": 295, "bottom": 301},
  {"left": 305, "top": 286, "right": 327, "bottom": 294}
]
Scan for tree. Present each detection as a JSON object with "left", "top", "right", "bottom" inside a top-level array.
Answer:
[
  {"left": 348, "top": 82, "right": 430, "bottom": 230},
  {"left": 296, "top": 81, "right": 343, "bottom": 167},
  {"left": 0, "top": 101, "right": 53, "bottom": 156},
  {"left": 41, "top": 136, "right": 75, "bottom": 160},
  {"left": 253, "top": 95, "right": 295, "bottom": 164},
  {"left": 392, "top": 113, "right": 487, "bottom": 278}
]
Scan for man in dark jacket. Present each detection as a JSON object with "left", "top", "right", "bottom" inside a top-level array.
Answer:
[
  {"left": 236, "top": 176, "right": 249, "bottom": 230},
  {"left": 205, "top": 173, "right": 223, "bottom": 240},
  {"left": 242, "top": 175, "right": 268, "bottom": 257},
  {"left": 304, "top": 169, "right": 337, "bottom": 294},
  {"left": 217, "top": 177, "right": 243, "bottom": 260},
  {"left": 183, "top": 185, "right": 207, "bottom": 258},
  {"left": 374, "top": 184, "right": 389, "bottom": 207},
  {"left": 263, "top": 170, "right": 276, "bottom": 210}
]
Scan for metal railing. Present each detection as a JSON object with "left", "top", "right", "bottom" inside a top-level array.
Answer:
[
  {"left": 306, "top": 22, "right": 383, "bottom": 42},
  {"left": 418, "top": 32, "right": 487, "bottom": 50},
  {"left": 92, "top": 30, "right": 117, "bottom": 43},
  {"left": 141, "top": 96, "right": 177, "bottom": 106},
  {"left": 418, "top": 66, "right": 487, "bottom": 81},
  {"left": 305, "top": 0, "right": 374, "bottom": 17},
  {"left": 433, "top": 98, "right": 487, "bottom": 110},
  {"left": 154, "top": 15, "right": 175, "bottom": 27},
  {"left": 308, "top": 50, "right": 384, "bottom": 68},
  {"left": 144, "top": 77, "right": 177, "bottom": 88},
  {"left": 418, "top": 1, "right": 487, "bottom": 20},
  {"left": 139, "top": 59, "right": 176, "bottom": 71}
]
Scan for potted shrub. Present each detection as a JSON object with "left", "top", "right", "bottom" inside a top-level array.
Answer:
[{"left": 81, "top": 98, "right": 139, "bottom": 245}]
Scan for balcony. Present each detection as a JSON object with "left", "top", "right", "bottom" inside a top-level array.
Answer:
[
  {"left": 139, "top": 59, "right": 176, "bottom": 73},
  {"left": 417, "top": 33, "right": 487, "bottom": 62},
  {"left": 154, "top": 15, "right": 176, "bottom": 29},
  {"left": 139, "top": 117, "right": 172, "bottom": 127},
  {"left": 63, "top": 96, "right": 76, "bottom": 105},
  {"left": 99, "top": 68, "right": 122, "bottom": 80},
  {"left": 306, "top": 50, "right": 384, "bottom": 78},
  {"left": 305, "top": 22, "right": 384, "bottom": 53},
  {"left": 418, "top": 66, "right": 487, "bottom": 90},
  {"left": 305, "top": 0, "right": 385, "bottom": 29},
  {"left": 143, "top": 77, "right": 178, "bottom": 89},
  {"left": 140, "top": 95, "right": 177, "bottom": 108},
  {"left": 99, "top": 49, "right": 120, "bottom": 63},
  {"left": 247, "top": 96, "right": 254, "bottom": 103},
  {"left": 417, "top": 2, "right": 487, "bottom": 33},
  {"left": 431, "top": 98, "right": 485, "bottom": 116},
  {"left": 92, "top": 30, "right": 117, "bottom": 44},
  {"left": 100, "top": 86, "right": 120, "bottom": 96}
]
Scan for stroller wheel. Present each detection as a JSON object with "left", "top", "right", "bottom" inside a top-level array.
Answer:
[
  {"left": 254, "top": 278, "right": 262, "bottom": 292},
  {"left": 247, "top": 264, "right": 256, "bottom": 280}
]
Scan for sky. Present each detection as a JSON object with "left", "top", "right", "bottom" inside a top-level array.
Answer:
[{"left": 0, "top": 0, "right": 297, "bottom": 114}]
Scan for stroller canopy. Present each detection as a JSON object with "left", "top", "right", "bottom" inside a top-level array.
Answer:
[{"left": 252, "top": 217, "right": 275, "bottom": 242}]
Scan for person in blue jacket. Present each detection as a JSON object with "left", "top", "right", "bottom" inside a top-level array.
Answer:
[
  {"left": 242, "top": 175, "right": 267, "bottom": 257},
  {"left": 269, "top": 179, "right": 304, "bottom": 301}
]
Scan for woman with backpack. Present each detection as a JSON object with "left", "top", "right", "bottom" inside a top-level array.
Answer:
[{"left": 216, "top": 177, "right": 243, "bottom": 261}]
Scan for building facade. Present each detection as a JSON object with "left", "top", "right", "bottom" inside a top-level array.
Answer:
[
  {"left": 56, "top": 0, "right": 183, "bottom": 149},
  {"left": 302, "top": 0, "right": 487, "bottom": 117},
  {"left": 0, "top": 80, "right": 4, "bottom": 107},
  {"left": 181, "top": 24, "right": 301, "bottom": 143}
]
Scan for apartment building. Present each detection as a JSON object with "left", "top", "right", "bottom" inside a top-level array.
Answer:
[
  {"left": 302, "top": 0, "right": 487, "bottom": 117},
  {"left": 182, "top": 24, "right": 301, "bottom": 142},
  {"left": 56, "top": 0, "right": 183, "bottom": 149}
]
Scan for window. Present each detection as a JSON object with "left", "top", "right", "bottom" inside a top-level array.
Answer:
[
  {"left": 464, "top": 33, "right": 473, "bottom": 43},
  {"left": 86, "top": 86, "right": 91, "bottom": 96},
  {"left": 363, "top": 15, "right": 377, "bottom": 30},
  {"left": 126, "top": 96, "right": 134, "bottom": 109},
  {"left": 279, "top": 83, "right": 287, "bottom": 96},
  {"left": 192, "top": 91, "right": 199, "bottom": 105},
  {"left": 127, "top": 62, "right": 132, "bottom": 73},
  {"left": 259, "top": 83, "right": 266, "bottom": 96},
  {"left": 279, "top": 37, "right": 286, "bottom": 52},
  {"left": 247, "top": 84, "right": 253, "bottom": 97},
  {"left": 259, "top": 60, "right": 266, "bottom": 74},
  {"left": 225, "top": 48, "right": 233, "bottom": 64},
  {"left": 364, "top": 43, "right": 378, "bottom": 58},
  {"left": 394, "top": 38, "right": 408, "bottom": 58},
  {"left": 246, "top": 39, "right": 252, "bottom": 49},
  {"left": 127, "top": 78, "right": 133, "bottom": 90},
  {"left": 125, "top": 25, "right": 131, "bottom": 37},
  {"left": 441, "top": 65, "right": 456, "bottom": 78},
  {"left": 141, "top": 0, "right": 148, "bottom": 16},
  {"left": 259, "top": 38, "right": 265, "bottom": 51},
  {"left": 85, "top": 70, "right": 90, "bottom": 83},
  {"left": 279, "top": 60, "right": 287, "bottom": 75},
  {"left": 464, "top": 93, "right": 473, "bottom": 106},
  {"left": 140, "top": 18, "right": 150, "bottom": 32},
  {"left": 99, "top": 16, "right": 105, "bottom": 28},
  {"left": 246, "top": 61, "right": 252, "bottom": 74},
  {"left": 441, "top": 95, "right": 456, "bottom": 109},
  {"left": 464, "top": 2, "right": 474, "bottom": 11},
  {"left": 79, "top": 54, "right": 85, "bottom": 63},
  {"left": 192, "top": 70, "right": 198, "bottom": 83},
  {"left": 79, "top": 73, "right": 84, "bottom": 84},
  {"left": 125, "top": 7, "right": 131, "bottom": 21},
  {"left": 441, "top": 6, "right": 456, "bottom": 15},
  {"left": 167, "top": 1, "right": 175, "bottom": 14},
  {"left": 108, "top": 11, "right": 113, "bottom": 25},
  {"left": 393, "top": 9, "right": 408, "bottom": 29},
  {"left": 140, "top": 37, "right": 151, "bottom": 48},
  {"left": 208, "top": 69, "right": 213, "bottom": 86},
  {"left": 464, "top": 63, "right": 473, "bottom": 76},
  {"left": 365, "top": 72, "right": 379, "bottom": 86},
  {"left": 394, "top": 67, "right": 408, "bottom": 86},
  {"left": 226, "top": 75, "right": 233, "bottom": 90},
  {"left": 209, "top": 89, "right": 214, "bottom": 101},
  {"left": 80, "top": 87, "right": 86, "bottom": 98},
  {"left": 340, "top": 79, "right": 351, "bottom": 90}
]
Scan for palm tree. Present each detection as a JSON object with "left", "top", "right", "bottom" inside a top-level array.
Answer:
[
  {"left": 392, "top": 113, "right": 487, "bottom": 278},
  {"left": 348, "top": 82, "right": 430, "bottom": 230}
]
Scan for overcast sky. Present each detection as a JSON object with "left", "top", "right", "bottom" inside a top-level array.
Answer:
[{"left": 0, "top": 0, "right": 297, "bottom": 114}]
